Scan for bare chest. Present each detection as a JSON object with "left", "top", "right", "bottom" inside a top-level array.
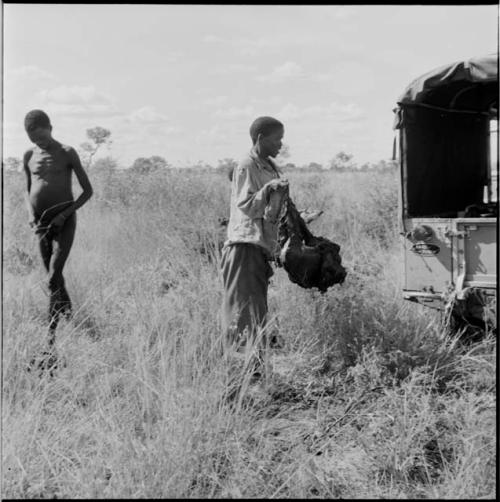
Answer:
[{"left": 29, "top": 149, "right": 71, "bottom": 183}]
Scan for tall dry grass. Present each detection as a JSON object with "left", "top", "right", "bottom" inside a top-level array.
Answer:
[{"left": 2, "top": 165, "right": 496, "bottom": 498}]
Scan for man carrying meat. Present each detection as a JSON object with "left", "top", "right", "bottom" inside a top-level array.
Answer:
[{"left": 221, "top": 116, "right": 289, "bottom": 358}]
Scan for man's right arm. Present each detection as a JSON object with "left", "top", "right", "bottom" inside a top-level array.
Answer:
[
  {"left": 23, "top": 150, "right": 36, "bottom": 226},
  {"left": 235, "top": 159, "right": 289, "bottom": 219}
]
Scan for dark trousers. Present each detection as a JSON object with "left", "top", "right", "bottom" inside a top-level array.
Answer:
[
  {"left": 220, "top": 243, "right": 273, "bottom": 347},
  {"left": 36, "top": 213, "right": 76, "bottom": 339}
]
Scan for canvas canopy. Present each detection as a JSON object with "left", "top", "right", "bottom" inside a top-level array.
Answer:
[
  {"left": 395, "top": 53, "right": 498, "bottom": 115},
  {"left": 394, "top": 54, "right": 498, "bottom": 218}
]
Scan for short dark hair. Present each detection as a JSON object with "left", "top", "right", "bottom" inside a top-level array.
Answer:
[
  {"left": 24, "top": 109, "right": 51, "bottom": 132},
  {"left": 249, "top": 116, "right": 283, "bottom": 144}
]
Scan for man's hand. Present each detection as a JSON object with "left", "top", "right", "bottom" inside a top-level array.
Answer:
[
  {"left": 49, "top": 213, "right": 67, "bottom": 233},
  {"left": 264, "top": 179, "right": 290, "bottom": 223},
  {"left": 266, "top": 178, "right": 289, "bottom": 192}
]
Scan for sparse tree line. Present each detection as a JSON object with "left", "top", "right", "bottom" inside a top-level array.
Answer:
[{"left": 2, "top": 126, "right": 397, "bottom": 174}]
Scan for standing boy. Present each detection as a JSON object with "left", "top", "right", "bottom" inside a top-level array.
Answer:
[
  {"left": 23, "top": 110, "right": 93, "bottom": 346},
  {"left": 221, "top": 116, "right": 289, "bottom": 355}
]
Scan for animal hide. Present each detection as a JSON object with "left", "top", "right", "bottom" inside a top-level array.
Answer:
[{"left": 276, "top": 199, "right": 346, "bottom": 292}]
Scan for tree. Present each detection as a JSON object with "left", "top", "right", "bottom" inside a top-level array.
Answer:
[
  {"left": 276, "top": 143, "right": 291, "bottom": 163},
  {"left": 329, "top": 151, "right": 356, "bottom": 172},
  {"left": 79, "top": 126, "right": 112, "bottom": 168},
  {"left": 131, "top": 157, "right": 154, "bottom": 175},
  {"left": 281, "top": 162, "right": 297, "bottom": 173},
  {"left": 216, "top": 158, "right": 238, "bottom": 181},
  {"left": 3, "top": 157, "right": 22, "bottom": 172},
  {"left": 149, "top": 155, "right": 170, "bottom": 170},
  {"left": 305, "top": 161, "right": 323, "bottom": 172},
  {"left": 92, "top": 156, "right": 118, "bottom": 172},
  {"left": 90, "top": 156, "right": 118, "bottom": 203},
  {"left": 130, "top": 155, "right": 169, "bottom": 175},
  {"left": 373, "top": 159, "right": 398, "bottom": 172}
]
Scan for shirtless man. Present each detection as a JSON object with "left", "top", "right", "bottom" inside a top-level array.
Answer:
[{"left": 23, "top": 110, "right": 93, "bottom": 345}]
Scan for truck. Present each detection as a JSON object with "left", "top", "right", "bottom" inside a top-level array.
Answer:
[{"left": 393, "top": 53, "right": 498, "bottom": 338}]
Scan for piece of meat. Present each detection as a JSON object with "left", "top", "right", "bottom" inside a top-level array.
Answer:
[
  {"left": 276, "top": 199, "right": 346, "bottom": 292},
  {"left": 299, "top": 209, "right": 324, "bottom": 224}
]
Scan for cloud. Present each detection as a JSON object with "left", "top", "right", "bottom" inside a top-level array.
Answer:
[
  {"left": 163, "top": 51, "right": 183, "bottom": 63},
  {"left": 212, "top": 63, "right": 258, "bottom": 75},
  {"left": 310, "top": 72, "right": 335, "bottom": 83},
  {"left": 161, "top": 125, "right": 184, "bottom": 135},
  {"left": 196, "top": 124, "right": 230, "bottom": 145},
  {"left": 210, "top": 99, "right": 363, "bottom": 130},
  {"left": 249, "top": 96, "right": 283, "bottom": 106},
  {"left": 276, "top": 103, "right": 302, "bottom": 120},
  {"left": 8, "top": 65, "right": 56, "bottom": 83},
  {"left": 126, "top": 106, "right": 169, "bottom": 123},
  {"left": 40, "top": 85, "right": 110, "bottom": 105},
  {"left": 44, "top": 104, "right": 119, "bottom": 117},
  {"left": 253, "top": 60, "right": 375, "bottom": 96},
  {"left": 38, "top": 84, "right": 119, "bottom": 116},
  {"left": 255, "top": 61, "right": 305, "bottom": 83},
  {"left": 202, "top": 28, "right": 362, "bottom": 57},
  {"left": 238, "top": 36, "right": 285, "bottom": 56},
  {"left": 331, "top": 6, "right": 357, "bottom": 20},
  {"left": 277, "top": 101, "right": 364, "bottom": 122},
  {"left": 235, "top": 30, "right": 362, "bottom": 57},
  {"left": 310, "top": 62, "right": 376, "bottom": 97},
  {"left": 203, "top": 34, "right": 225, "bottom": 43},
  {"left": 2, "top": 121, "right": 26, "bottom": 144},
  {"left": 203, "top": 95, "right": 229, "bottom": 106},
  {"left": 202, "top": 34, "right": 277, "bottom": 55},
  {"left": 321, "top": 102, "right": 365, "bottom": 121},
  {"left": 5, "top": 66, "right": 58, "bottom": 103},
  {"left": 213, "top": 105, "right": 255, "bottom": 119}
]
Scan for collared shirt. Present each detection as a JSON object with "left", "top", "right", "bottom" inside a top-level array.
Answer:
[{"left": 224, "top": 147, "right": 285, "bottom": 258}]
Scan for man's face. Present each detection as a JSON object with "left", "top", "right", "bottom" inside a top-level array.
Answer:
[
  {"left": 27, "top": 126, "right": 52, "bottom": 149},
  {"left": 259, "top": 126, "right": 284, "bottom": 158}
]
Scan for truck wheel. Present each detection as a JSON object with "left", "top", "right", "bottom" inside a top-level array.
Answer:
[{"left": 443, "top": 288, "right": 496, "bottom": 343}]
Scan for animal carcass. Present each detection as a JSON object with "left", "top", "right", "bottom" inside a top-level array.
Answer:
[{"left": 276, "top": 198, "right": 346, "bottom": 292}]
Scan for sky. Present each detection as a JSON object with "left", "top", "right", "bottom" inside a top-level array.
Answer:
[{"left": 2, "top": 4, "right": 498, "bottom": 168}]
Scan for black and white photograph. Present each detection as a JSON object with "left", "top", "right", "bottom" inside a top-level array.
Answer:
[{"left": 2, "top": 3, "right": 498, "bottom": 499}]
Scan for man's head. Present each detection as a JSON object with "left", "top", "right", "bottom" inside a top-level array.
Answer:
[
  {"left": 24, "top": 110, "right": 53, "bottom": 149},
  {"left": 249, "top": 116, "right": 284, "bottom": 158}
]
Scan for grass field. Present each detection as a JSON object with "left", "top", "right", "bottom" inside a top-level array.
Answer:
[{"left": 2, "top": 165, "right": 496, "bottom": 498}]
